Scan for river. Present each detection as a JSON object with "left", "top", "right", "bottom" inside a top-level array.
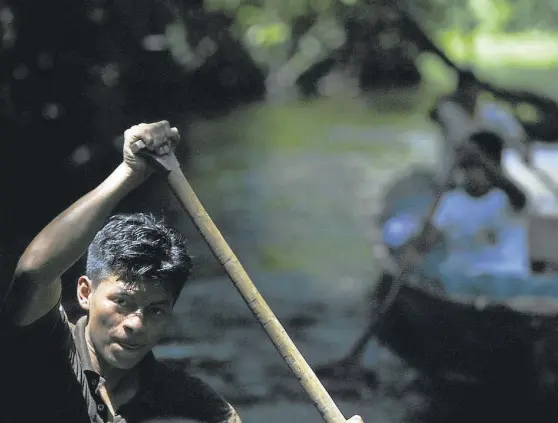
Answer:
[{"left": 148, "top": 91, "right": 446, "bottom": 423}]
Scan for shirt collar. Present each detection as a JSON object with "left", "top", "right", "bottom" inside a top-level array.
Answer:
[
  {"left": 73, "top": 316, "right": 95, "bottom": 372},
  {"left": 72, "top": 315, "right": 158, "bottom": 404}
]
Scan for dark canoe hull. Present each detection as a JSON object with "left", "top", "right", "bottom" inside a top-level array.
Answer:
[
  {"left": 374, "top": 165, "right": 558, "bottom": 397},
  {"left": 373, "top": 274, "right": 558, "bottom": 390}
]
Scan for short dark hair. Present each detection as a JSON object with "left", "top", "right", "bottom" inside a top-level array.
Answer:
[
  {"left": 469, "top": 130, "right": 504, "bottom": 164},
  {"left": 86, "top": 213, "right": 192, "bottom": 300}
]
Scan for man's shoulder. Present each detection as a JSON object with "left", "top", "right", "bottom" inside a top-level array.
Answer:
[
  {"left": 0, "top": 301, "right": 76, "bottom": 378},
  {"left": 482, "top": 188, "right": 511, "bottom": 209},
  {"left": 1, "top": 301, "right": 71, "bottom": 339},
  {"left": 436, "top": 189, "right": 467, "bottom": 214},
  {"left": 487, "top": 187, "right": 509, "bottom": 200},
  {"left": 148, "top": 359, "right": 221, "bottom": 396},
  {"left": 148, "top": 359, "right": 240, "bottom": 422}
]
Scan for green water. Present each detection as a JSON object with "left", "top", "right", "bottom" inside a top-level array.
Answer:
[{"left": 170, "top": 91, "right": 441, "bottom": 296}]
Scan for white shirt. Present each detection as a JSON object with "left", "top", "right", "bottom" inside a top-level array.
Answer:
[
  {"left": 433, "top": 187, "right": 529, "bottom": 277},
  {"left": 477, "top": 102, "right": 524, "bottom": 141}
]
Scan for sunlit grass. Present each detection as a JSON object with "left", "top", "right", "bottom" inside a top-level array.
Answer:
[
  {"left": 416, "top": 31, "right": 558, "bottom": 104},
  {"left": 437, "top": 31, "right": 558, "bottom": 67}
]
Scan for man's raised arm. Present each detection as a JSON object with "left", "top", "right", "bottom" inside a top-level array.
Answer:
[{"left": 5, "top": 121, "right": 179, "bottom": 326}]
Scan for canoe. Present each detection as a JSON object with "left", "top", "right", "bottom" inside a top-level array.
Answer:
[
  {"left": 373, "top": 272, "right": 558, "bottom": 385},
  {"left": 372, "top": 161, "right": 558, "bottom": 394}
]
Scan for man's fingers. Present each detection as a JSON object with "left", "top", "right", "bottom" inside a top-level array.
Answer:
[
  {"left": 130, "top": 139, "right": 147, "bottom": 154},
  {"left": 132, "top": 141, "right": 171, "bottom": 157},
  {"left": 346, "top": 415, "right": 364, "bottom": 423},
  {"left": 155, "top": 144, "right": 171, "bottom": 156},
  {"left": 142, "top": 132, "right": 155, "bottom": 149},
  {"left": 149, "top": 120, "right": 170, "bottom": 147},
  {"left": 152, "top": 121, "right": 169, "bottom": 147},
  {"left": 151, "top": 126, "right": 179, "bottom": 154},
  {"left": 157, "top": 120, "right": 171, "bottom": 131},
  {"left": 148, "top": 121, "right": 176, "bottom": 149},
  {"left": 125, "top": 121, "right": 179, "bottom": 155},
  {"left": 168, "top": 127, "right": 180, "bottom": 144}
]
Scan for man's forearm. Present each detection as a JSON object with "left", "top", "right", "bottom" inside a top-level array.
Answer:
[
  {"left": 495, "top": 175, "right": 526, "bottom": 212},
  {"left": 15, "top": 164, "right": 146, "bottom": 282}
]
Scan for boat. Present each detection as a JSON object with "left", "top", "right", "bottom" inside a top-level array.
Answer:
[{"left": 369, "top": 150, "right": 558, "bottom": 393}]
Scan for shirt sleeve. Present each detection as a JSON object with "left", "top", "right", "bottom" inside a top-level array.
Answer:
[
  {"left": 495, "top": 177, "right": 526, "bottom": 212},
  {"left": 382, "top": 214, "right": 421, "bottom": 249},
  {"left": 432, "top": 191, "right": 457, "bottom": 229},
  {"left": 0, "top": 300, "right": 74, "bottom": 355}
]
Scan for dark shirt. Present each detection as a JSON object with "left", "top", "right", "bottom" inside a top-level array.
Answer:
[{"left": 0, "top": 303, "right": 239, "bottom": 423}]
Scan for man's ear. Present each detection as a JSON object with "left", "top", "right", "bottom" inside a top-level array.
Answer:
[{"left": 77, "top": 276, "right": 94, "bottom": 311}]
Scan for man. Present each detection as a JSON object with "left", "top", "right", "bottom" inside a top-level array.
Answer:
[
  {"left": 0, "top": 120, "right": 362, "bottom": 423},
  {"left": 386, "top": 132, "right": 529, "bottom": 297},
  {"left": 429, "top": 140, "right": 529, "bottom": 281},
  {"left": 0, "top": 121, "right": 239, "bottom": 423}
]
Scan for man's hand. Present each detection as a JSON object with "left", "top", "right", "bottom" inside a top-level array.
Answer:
[
  {"left": 123, "top": 120, "right": 180, "bottom": 177},
  {"left": 347, "top": 415, "right": 364, "bottom": 423}
]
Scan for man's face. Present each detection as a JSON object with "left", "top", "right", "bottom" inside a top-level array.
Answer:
[
  {"left": 78, "top": 275, "right": 174, "bottom": 370},
  {"left": 462, "top": 163, "right": 491, "bottom": 196}
]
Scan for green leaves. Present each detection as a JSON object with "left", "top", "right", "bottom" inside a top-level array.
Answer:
[{"left": 245, "top": 22, "right": 290, "bottom": 47}]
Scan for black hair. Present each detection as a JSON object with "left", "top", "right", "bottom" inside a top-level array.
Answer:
[
  {"left": 468, "top": 130, "right": 504, "bottom": 164},
  {"left": 86, "top": 213, "right": 192, "bottom": 300},
  {"left": 462, "top": 131, "right": 526, "bottom": 210}
]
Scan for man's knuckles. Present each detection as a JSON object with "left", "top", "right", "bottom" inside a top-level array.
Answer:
[{"left": 125, "top": 121, "right": 178, "bottom": 152}]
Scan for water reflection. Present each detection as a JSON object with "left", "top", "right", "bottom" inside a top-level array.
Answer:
[{"left": 178, "top": 97, "right": 441, "bottom": 283}]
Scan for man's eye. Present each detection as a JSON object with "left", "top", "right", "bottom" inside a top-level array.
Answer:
[
  {"left": 114, "top": 298, "right": 127, "bottom": 306},
  {"left": 149, "top": 307, "right": 168, "bottom": 317}
]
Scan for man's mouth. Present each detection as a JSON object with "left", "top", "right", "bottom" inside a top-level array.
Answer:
[{"left": 115, "top": 340, "right": 144, "bottom": 350}]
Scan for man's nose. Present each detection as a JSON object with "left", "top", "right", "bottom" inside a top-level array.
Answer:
[{"left": 123, "top": 311, "right": 146, "bottom": 333}]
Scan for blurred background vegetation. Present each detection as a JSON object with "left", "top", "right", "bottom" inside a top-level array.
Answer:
[{"left": 2, "top": 0, "right": 558, "bottom": 287}]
